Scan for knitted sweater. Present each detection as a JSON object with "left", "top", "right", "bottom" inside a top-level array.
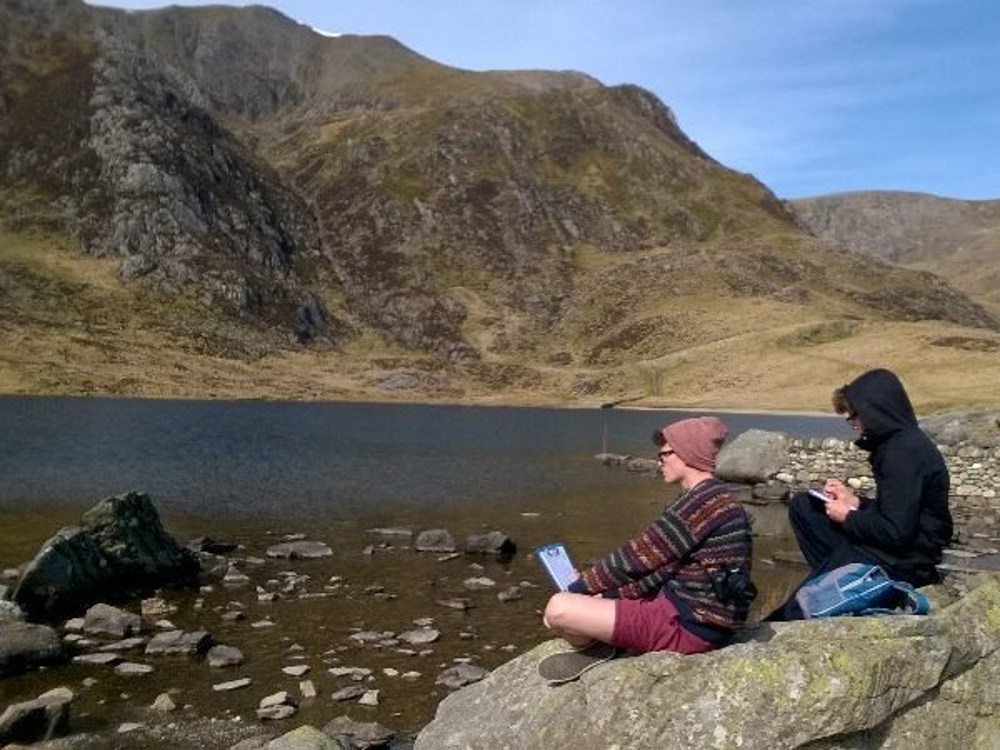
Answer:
[{"left": 567, "top": 478, "right": 752, "bottom": 634}]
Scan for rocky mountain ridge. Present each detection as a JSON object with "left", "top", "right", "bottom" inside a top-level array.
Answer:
[
  {"left": 789, "top": 191, "right": 1000, "bottom": 313},
  {"left": 1, "top": 0, "right": 998, "bottom": 406}
]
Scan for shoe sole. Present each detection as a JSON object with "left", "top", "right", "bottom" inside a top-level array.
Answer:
[{"left": 536, "top": 642, "right": 618, "bottom": 684}]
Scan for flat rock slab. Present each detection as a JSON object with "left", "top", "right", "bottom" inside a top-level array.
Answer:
[
  {"left": 115, "top": 662, "right": 154, "bottom": 676},
  {"left": 145, "top": 629, "right": 212, "bottom": 655},
  {"left": 72, "top": 652, "right": 121, "bottom": 667},
  {"left": 213, "top": 677, "right": 252, "bottom": 692},
  {"left": 265, "top": 541, "right": 333, "bottom": 559}
]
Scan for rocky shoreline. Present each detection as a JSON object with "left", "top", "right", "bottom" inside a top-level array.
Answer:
[{"left": 3, "top": 413, "right": 998, "bottom": 749}]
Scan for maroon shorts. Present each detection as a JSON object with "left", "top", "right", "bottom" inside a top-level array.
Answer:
[{"left": 611, "top": 595, "right": 717, "bottom": 654}]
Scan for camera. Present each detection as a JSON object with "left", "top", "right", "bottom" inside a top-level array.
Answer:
[{"left": 710, "top": 565, "right": 758, "bottom": 607}]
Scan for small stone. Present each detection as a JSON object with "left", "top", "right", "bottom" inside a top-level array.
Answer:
[
  {"left": 212, "top": 678, "right": 252, "bottom": 692},
  {"left": 281, "top": 664, "right": 310, "bottom": 677},
  {"left": 436, "top": 598, "right": 475, "bottom": 611},
  {"left": 358, "top": 689, "right": 379, "bottom": 707},
  {"left": 398, "top": 628, "right": 440, "bottom": 646},
  {"left": 150, "top": 693, "right": 177, "bottom": 712},
  {"left": 207, "top": 644, "right": 244, "bottom": 668},
  {"left": 118, "top": 723, "right": 144, "bottom": 733},
  {"left": 331, "top": 685, "right": 367, "bottom": 702},
  {"left": 115, "top": 662, "right": 154, "bottom": 676},
  {"left": 463, "top": 577, "right": 496, "bottom": 590},
  {"left": 73, "top": 653, "right": 121, "bottom": 666},
  {"left": 299, "top": 680, "right": 317, "bottom": 699}
]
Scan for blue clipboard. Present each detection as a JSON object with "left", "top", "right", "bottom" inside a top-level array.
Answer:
[{"left": 533, "top": 542, "right": 578, "bottom": 591}]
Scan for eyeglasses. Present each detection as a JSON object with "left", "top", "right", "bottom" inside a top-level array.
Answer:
[{"left": 657, "top": 449, "right": 675, "bottom": 463}]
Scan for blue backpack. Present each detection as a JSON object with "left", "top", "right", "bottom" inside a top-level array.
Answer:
[{"left": 795, "top": 563, "right": 930, "bottom": 618}]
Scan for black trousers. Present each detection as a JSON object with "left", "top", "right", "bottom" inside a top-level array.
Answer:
[{"left": 765, "top": 491, "right": 880, "bottom": 621}]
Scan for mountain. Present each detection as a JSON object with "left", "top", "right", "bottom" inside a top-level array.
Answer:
[
  {"left": 1, "top": 0, "right": 998, "bottom": 409},
  {"left": 789, "top": 191, "right": 1000, "bottom": 313}
]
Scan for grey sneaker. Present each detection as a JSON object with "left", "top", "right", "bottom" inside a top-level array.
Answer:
[{"left": 536, "top": 642, "right": 618, "bottom": 684}]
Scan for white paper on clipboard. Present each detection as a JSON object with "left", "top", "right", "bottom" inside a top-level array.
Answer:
[{"left": 534, "top": 542, "right": 578, "bottom": 591}]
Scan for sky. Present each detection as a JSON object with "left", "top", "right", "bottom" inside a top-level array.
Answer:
[{"left": 86, "top": 1, "right": 999, "bottom": 200}]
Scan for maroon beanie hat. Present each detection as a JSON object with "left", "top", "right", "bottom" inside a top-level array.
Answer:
[{"left": 660, "top": 417, "right": 728, "bottom": 472}]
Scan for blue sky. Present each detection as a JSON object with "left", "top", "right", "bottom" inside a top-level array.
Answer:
[{"left": 88, "top": 1, "right": 999, "bottom": 200}]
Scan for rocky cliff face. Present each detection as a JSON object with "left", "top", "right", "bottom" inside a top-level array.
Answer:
[
  {"left": 1, "top": 0, "right": 997, "bottom": 399},
  {"left": 790, "top": 191, "right": 1000, "bottom": 312}
]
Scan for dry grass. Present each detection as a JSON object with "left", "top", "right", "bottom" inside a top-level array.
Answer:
[{"left": 2, "top": 231, "right": 999, "bottom": 413}]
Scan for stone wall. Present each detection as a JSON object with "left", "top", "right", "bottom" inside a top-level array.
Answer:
[{"left": 773, "top": 437, "right": 1000, "bottom": 538}]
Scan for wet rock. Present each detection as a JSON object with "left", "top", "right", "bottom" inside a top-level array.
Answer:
[
  {"left": 72, "top": 652, "right": 121, "bottom": 666},
  {"left": 464, "top": 531, "right": 517, "bottom": 558},
  {"left": 349, "top": 630, "right": 394, "bottom": 645},
  {"left": 435, "top": 663, "right": 489, "bottom": 689},
  {"left": 118, "top": 722, "right": 145, "bottom": 733},
  {"left": 327, "top": 666, "right": 372, "bottom": 680},
  {"left": 0, "top": 687, "right": 73, "bottom": 745},
  {"left": 415, "top": 529, "right": 457, "bottom": 553},
  {"left": 0, "top": 621, "right": 64, "bottom": 677},
  {"left": 497, "top": 586, "right": 523, "bottom": 602},
  {"left": 463, "top": 577, "right": 496, "bottom": 590},
  {"left": 299, "top": 680, "right": 317, "bottom": 699},
  {"left": 322, "top": 716, "right": 396, "bottom": 748},
  {"left": 281, "top": 664, "right": 310, "bottom": 677},
  {"left": 115, "top": 661, "right": 154, "bottom": 675},
  {"left": 11, "top": 492, "right": 199, "bottom": 620},
  {"left": 188, "top": 536, "right": 239, "bottom": 555},
  {"left": 265, "top": 541, "right": 333, "bottom": 559},
  {"left": 150, "top": 692, "right": 177, "bottom": 712},
  {"left": 96, "top": 636, "right": 146, "bottom": 652},
  {"left": 223, "top": 565, "right": 251, "bottom": 586},
  {"left": 358, "top": 689, "right": 379, "bottom": 707},
  {"left": 257, "top": 691, "right": 297, "bottom": 720},
  {"left": 145, "top": 629, "right": 212, "bottom": 656},
  {"left": 140, "top": 597, "right": 177, "bottom": 619},
  {"left": 331, "top": 685, "right": 367, "bottom": 702},
  {"left": 213, "top": 677, "right": 252, "bottom": 691},
  {"left": 398, "top": 628, "right": 440, "bottom": 646},
  {"left": 369, "top": 527, "right": 414, "bottom": 542},
  {"left": 83, "top": 603, "right": 142, "bottom": 638},
  {"left": 207, "top": 644, "right": 244, "bottom": 667},
  {"left": 436, "top": 598, "right": 475, "bottom": 611}
]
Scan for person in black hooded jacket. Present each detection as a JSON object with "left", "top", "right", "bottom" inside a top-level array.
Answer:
[{"left": 768, "top": 368, "right": 952, "bottom": 620}]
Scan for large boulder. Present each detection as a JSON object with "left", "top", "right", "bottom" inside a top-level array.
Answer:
[
  {"left": 0, "top": 687, "right": 73, "bottom": 745},
  {"left": 11, "top": 492, "right": 199, "bottom": 620},
  {"left": 716, "top": 429, "right": 790, "bottom": 484},
  {"left": 0, "top": 621, "right": 64, "bottom": 677},
  {"left": 415, "top": 580, "right": 1000, "bottom": 749}
]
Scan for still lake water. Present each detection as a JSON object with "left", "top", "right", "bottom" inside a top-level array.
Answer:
[
  {"left": 0, "top": 396, "right": 851, "bottom": 523},
  {"left": 0, "top": 397, "right": 851, "bottom": 742}
]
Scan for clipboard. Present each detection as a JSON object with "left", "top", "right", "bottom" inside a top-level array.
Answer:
[{"left": 533, "top": 542, "right": 578, "bottom": 591}]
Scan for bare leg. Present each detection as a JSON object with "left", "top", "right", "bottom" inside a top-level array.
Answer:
[{"left": 543, "top": 592, "right": 617, "bottom": 648}]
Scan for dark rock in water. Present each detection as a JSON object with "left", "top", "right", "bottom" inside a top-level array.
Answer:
[
  {"left": 0, "top": 621, "right": 65, "bottom": 677},
  {"left": 0, "top": 686, "right": 73, "bottom": 745},
  {"left": 464, "top": 531, "right": 517, "bottom": 559},
  {"left": 11, "top": 492, "right": 199, "bottom": 620},
  {"left": 415, "top": 529, "right": 457, "bottom": 553},
  {"left": 189, "top": 536, "right": 240, "bottom": 555},
  {"left": 322, "top": 715, "right": 396, "bottom": 747},
  {"left": 265, "top": 541, "right": 334, "bottom": 559}
]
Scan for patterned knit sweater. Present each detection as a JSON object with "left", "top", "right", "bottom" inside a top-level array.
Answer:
[{"left": 567, "top": 478, "right": 753, "bottom": 633}]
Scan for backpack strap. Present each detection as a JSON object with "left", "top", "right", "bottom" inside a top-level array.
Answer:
[{"left": 858, "top": 580, "right": 930, "bottom": 616}]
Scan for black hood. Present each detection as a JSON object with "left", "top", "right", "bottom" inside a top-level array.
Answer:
[{"left": 843, "top": 369, "right": 917, "bottom": 446}]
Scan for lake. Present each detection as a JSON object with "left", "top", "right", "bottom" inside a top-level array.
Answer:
[{"left": 0, "top": 397, "right": 851, "bottom": 742}]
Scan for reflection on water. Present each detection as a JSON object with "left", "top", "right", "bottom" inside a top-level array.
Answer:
[{"left": 0, "top": 397, "right": 839, "bottom": 741}]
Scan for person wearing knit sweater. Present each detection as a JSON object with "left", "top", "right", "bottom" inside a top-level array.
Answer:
[{"left": 542, "top": 416, "right": 754, "bottom": 654}]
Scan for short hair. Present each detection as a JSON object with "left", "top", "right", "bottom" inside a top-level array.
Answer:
[
  {"left": 831, "top": 387, "right": 852, "bottom": 415},
  {"left": 651, "top": 429, "right": 666, "bottom": 447}
]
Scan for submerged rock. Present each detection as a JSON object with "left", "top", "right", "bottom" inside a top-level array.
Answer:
[{"left": 0, "top": 621, "right": 64, "bottom": 677}]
